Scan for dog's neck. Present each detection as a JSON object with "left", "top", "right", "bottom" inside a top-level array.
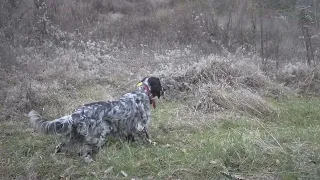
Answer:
[{"left": 137, "top": 78, "right": 156, "bottom": 108}]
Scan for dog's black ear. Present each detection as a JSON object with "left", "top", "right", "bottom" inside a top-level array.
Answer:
[{"left": 148, "top": 77, "right": 163, "bottom": 99}]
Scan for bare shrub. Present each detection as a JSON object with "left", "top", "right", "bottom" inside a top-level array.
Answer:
[{"left": 278, "top": 63, "right": 320, "bottom": 96}]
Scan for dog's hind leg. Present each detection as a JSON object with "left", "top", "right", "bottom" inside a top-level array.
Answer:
[
  {"left": 78, "top": 144, "right": 95, "bottom": 163},
  {"left": 96, "top": 121, "right": 111, "bottom": 149},
  {"left": 55, "top": 142, "right": 66, "bottom": 153},
  {"left": 80, "top": 141, "right": 106, "bottom": 163},
  {"left": 80, "top": 121, "right": 111, "bottom": 163},
  {"left": 55, "top": 134, "right": 73, "bottom": 154}
]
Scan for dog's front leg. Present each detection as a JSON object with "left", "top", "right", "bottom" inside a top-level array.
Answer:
[
  {"left": 126, "top": 134, "right": 135, "bottom": 143},
  {"left": 142, "top": 128, "right": 156, "bottom": 146},
  {"left": 83, "top": 154, "right": 94, "bottom": 163}
]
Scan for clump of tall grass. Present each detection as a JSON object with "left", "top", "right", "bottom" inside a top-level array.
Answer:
[
  {"left": 194, "top": 84, "right": 278, "bottom": 117},
  {"left": 155, "top": 53, "right": 282, "bottom": 117}
]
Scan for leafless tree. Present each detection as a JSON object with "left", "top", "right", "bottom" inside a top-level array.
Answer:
[
  {"left": 298, "top": 6, "right": 314, "bottom": 66},
  {"left": 259, "top": 0, "right": 265, "bottom": 69}
]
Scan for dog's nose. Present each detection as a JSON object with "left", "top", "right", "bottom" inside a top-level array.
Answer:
[
  {"left": 160, "top": 88, "right": 165, "bottom": 96},
  {"left": 160, "top": 88, "right": 166, "bottom": 99}
]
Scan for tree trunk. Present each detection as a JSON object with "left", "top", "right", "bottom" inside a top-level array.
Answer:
[
  {"left": 251, "top": 10, "right": 256, "bottom": 53},
  {"left": 9, "top": 0, "right": 18, "bottom": 9},
  {"left": 33, "top": 0, "right": 48, "bottom": 41},
  {"left": 259, "top": 0, "right": 265, "bottom": 68},
  {"left": 315, "top": 0, "right": 319, "bottom": 30},
  {"left": 223, "top": 11, "right": 232, "bottom": 49},
  {"left": 240, "top": 16, "right": 243, "bottom": 47},
  {"left": 302, "top": 26, "right": 314, "bottom": 66}
]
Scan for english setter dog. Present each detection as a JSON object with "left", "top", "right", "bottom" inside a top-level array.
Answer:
[{"left": 28, "top": 77, "right": 163, "bottom": 162}]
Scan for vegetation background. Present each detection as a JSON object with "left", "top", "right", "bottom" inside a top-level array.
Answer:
[{"left": 1, "top": 0, "right": 320, "bottom": 179}]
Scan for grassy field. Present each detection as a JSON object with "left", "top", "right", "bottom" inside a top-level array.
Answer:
[
  {"left": 1, "top": 0, "right": 320, "bottom": 179},
  {"left": 1, "top": 97, "right": 320, "bottom": 180}
]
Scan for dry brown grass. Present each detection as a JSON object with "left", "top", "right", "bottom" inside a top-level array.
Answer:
[
  {"left": 194, "top": 84, "right": 277, "bottom": 118},
  {"left": 154, "top": 54, "right": 284, "bottom": 118}
]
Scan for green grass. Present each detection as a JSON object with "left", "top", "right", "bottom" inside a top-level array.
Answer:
[{"left": 1, "top": 98, "right": 320, "bottom": 179}]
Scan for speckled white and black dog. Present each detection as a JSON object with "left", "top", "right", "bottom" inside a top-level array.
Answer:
[{"left": 28, "top": 77, "right": 163, "bottom": 162}]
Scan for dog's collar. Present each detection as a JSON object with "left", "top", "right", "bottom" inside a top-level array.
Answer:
[{"left": 137, "top": 81, "right": 156, "bottom": 108}]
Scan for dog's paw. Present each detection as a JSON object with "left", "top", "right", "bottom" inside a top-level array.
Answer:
[
  {"left": 55, "top": 145, "right": 62, "bottom": 153},
  {"left": 84, "top": 155, "right": 94, "bottom": 163},
  {"left": 151, "top": 141, "right": 157, "bottom": 146},
  {"left": 147, "top": 139, "right": 157, "bottom": 146}
]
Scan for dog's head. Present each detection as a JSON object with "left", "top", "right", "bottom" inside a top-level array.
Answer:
[
  {"left": 148, "top": 77, "right": 164, "bottom": 99},
  {"left": 140, "top": 77, "right": 164, "bottom": 99}
]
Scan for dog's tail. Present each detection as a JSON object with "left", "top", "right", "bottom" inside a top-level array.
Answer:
[{"left": 28, "top": 110, "right": 74, "bottom": 135}]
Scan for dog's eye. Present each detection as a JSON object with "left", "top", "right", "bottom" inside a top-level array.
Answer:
[{"left": 55, "top": 122, "right": 64, "bottom": 132}]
